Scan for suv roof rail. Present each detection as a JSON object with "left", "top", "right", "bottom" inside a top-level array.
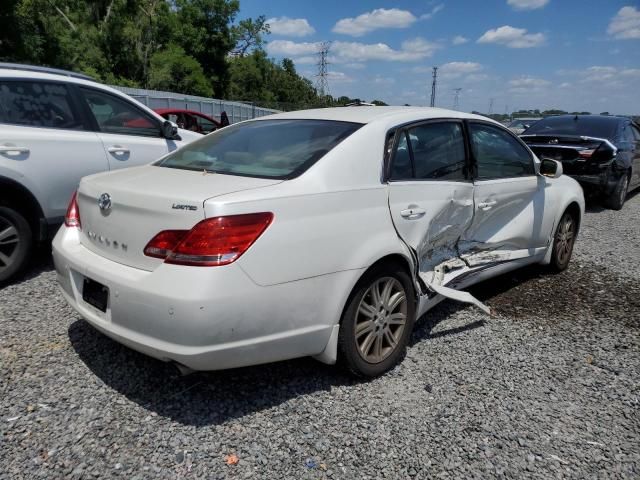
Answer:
[{"left": 0, "top": 62, "right": 95, "bottom": 81}]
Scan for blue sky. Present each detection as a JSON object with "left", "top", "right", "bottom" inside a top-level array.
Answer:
[{"left": 238, "top": 0, "right": 640, "bottom": 114}]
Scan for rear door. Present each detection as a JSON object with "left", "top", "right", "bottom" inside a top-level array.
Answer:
[
  {"left": 461, "top": 121, "right": 548, "bottom": 266},
  {"left": 78, "top": 87, "right": 177, "bottom": 170},
  {"left": 387, "top": 119, "right": 475, "bottom": 282},
  {"left": 0, "top": 80, "right": 108, "bottom": 219}
]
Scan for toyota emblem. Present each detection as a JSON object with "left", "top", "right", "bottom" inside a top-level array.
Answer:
[{"left": 98, "top": 193, "right": 112, "bottom": 212}]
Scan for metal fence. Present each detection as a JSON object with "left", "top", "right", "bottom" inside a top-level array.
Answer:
[{"left": 112, "top": 86, "right": 281, "bottom": 124}]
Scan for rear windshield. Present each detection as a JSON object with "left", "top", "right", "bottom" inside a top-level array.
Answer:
[
  {"left": 157, "top": 119, "right": 362, "bottom": 179},
  {"left": 524, "top": 116, "right": 618, "bottom": 139}
]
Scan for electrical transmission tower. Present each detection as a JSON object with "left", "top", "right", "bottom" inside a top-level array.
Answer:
[
  {"left": 430, "top": 66, "right": 438, "bottom": 107},
  {"left": 488, "top": 97, "right": 495, "bottom": 115},
  {"left": 315, "top": 41, "right": 332, "bottom": 100},
  {"left": 453, "top": 88, "right": 462, "bottom": 110}
]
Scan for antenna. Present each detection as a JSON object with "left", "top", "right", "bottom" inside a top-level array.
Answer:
[
  {"left": 453, "top": 88, "right": 462, "bottom": 110},
  {"left": 315, "top": 41, "right": 332, "bottom": 100},
  {"left": 430, "top": 66, "right": 438, "bottom": 107}
]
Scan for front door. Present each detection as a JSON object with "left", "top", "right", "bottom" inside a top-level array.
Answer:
[
  {"left": 78, "top": 87, "right": 177, "bottom": 170},
  {"left": 461, "top": 121, "right": 549, "bottom": 266},
  {"left": 387, "top": 120, "right": 475, "bottom": 284}
]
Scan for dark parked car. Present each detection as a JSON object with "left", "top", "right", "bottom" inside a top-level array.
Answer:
[
  {"left": 521, "top": 115, "right": 640, "bottom": 209},
  {"left": 155, "top": 108, "right": 221, "bottom": 134}
]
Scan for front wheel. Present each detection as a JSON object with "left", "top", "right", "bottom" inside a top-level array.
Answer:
[
  {"left": 0, "top": 206, "right": 33, "bottom": 284},
  {"left": 338, "top": 263, "right": 416, "bottom": 377},
  {"left": 549, "top": 210, "right": 577, "bottom": 272}
]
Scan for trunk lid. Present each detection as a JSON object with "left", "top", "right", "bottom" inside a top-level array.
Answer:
[
  {"left": 521, "top": 134, "right": 616, "bottom": 175},
  {"left": 77, "top": 165, "right": 282, "bottom": 271}
]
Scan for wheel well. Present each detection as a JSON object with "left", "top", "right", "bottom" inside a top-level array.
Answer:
[
  {"left": 0, "top": 177, "right": 44, "bottom": 240},
  {"left": 565, "top": 201, "right": 581, "bottom": 234},
  {"left": 338, "top": 253, "right": 415, "bottom": 325}
]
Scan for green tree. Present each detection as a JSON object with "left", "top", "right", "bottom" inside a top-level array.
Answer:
[
  {"left": 149, "top": 44, "right": 212, "bottom": 96},
  {"left": 232, "top": 15, "right": 269, "bottom": 57}
]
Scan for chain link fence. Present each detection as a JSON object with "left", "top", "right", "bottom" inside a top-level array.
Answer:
[{"left": 113, "top": 86, "right": 282, "bottom": 124}]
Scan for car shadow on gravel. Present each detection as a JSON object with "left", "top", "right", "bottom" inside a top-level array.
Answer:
[
  {"left": 67, "top": 261, "right": 639, "bottom": 427},
  {"left": 0, "top": 247, "right": 54, "bottom": 290}
]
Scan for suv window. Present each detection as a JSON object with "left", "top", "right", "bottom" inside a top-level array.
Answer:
[
  {"left": 80, "top": 88, "right": 160, "bottom": 137},
  {"left": 0, "top": 81, "right": 83, "bottom": 130},
  {"left": 390, "top": 122, "right": 466, "bottom": 181},
  {"left": 630, "top": 124, "right": 640, "bottom": 142},
  {"left": 469, "top": 123, "right": 535, "bottom": 179}
]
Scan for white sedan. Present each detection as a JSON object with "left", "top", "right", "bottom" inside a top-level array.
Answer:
[{"left": 53, "top": 107, "right": 584, "bottom": 377}]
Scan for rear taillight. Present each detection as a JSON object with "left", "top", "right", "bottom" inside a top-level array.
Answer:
[
  {"left": 64, "top": 191, "right": 81, "bottom": 228},
  {"left": 144, "top": 212, "right": 273, "bottom": 266},
  {"left": 578, "top": 149, "right": 595, "bottom": 159}
]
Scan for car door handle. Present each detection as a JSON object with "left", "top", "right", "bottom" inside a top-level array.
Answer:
[
  {"left": 107, "top": 146, "right": 130, "bottom": 154},
  {"left": 400, "top": 207, "right": 426, "bottom": 219},
  {"left": 0, "top": 145, "right": 30, "bottom": 154},
  {"left": 478, "top": 201, "right": 497, "bottom": 210}
]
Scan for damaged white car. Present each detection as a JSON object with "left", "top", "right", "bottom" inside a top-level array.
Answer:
[{"left": 53, "top": 107, "right": 585, "bottom": 377}]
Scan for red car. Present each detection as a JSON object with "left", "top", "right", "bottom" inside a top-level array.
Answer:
[{"left": 154, "top": 108, "right": 222, "bottom": 135}]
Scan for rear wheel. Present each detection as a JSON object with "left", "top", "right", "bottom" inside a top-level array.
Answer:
[
  {"left": 549, "top": 210, "right": 577, "bottom": 272},
  {"left": 0, "top": 206, "right": 32, "bottom": 284},
  {"left": 603, "top": 172, "right": 629, "bottom": 210},
  {"left": 338, "top": 263, "right": 416, "bottom": 377}
]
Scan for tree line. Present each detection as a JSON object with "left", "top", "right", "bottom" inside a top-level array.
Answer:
[{"left": 0, "top": 0, "right": 383, "bottom": 109}]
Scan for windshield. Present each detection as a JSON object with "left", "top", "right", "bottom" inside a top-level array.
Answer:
[
  {"left": 524, "top": 116, "right": 618, "bottom": 139},
  {"left": 157, "top": 119, "right": 362, "bottom": 179}
]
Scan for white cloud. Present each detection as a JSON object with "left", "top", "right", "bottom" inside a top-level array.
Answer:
[
  {"left": 508, "top": 76, "right": 551, "bottom": 93},
  {"left": 269, "top": 38, "right": 439, "bottom": 64},
  {"left": 607, "top": 6, "right": 640, "bottom": 40},
  {"left": 266, "top": 17, "right": 315, "bottom": 37},
  {"left": 440, "top": 62, "right": 483, "bottom": 78},
  {"left": 327, "top": 71, "right": 355, "bottom": 83},
  {"left": 507, "top": 0, "right": 550, "bottom": 10},
  {"left": 477, "top": 25, "right": 546, "bottom": 48},
  {"left": 372, "top": 76, "right": 396, "bottom": 85},
  {"left": 267, "top": 40, "right": 319, "bottom": 57},
  {"left": 290, "top": 56, "right": 317, "bottom": 65},
  {"left": 332, "top": 8, "right": 417, "bottom": 37},
  {"left": 343, "top": 63, "right": 366, "bottom": 70},
  {"left": 452, "top": 35, "right": 469, "bottom": 45},
  {"left": 420, "top": 3, "right": 444, "bottom": 20}
]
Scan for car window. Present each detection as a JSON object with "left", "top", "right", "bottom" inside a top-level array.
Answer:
[
  {"left": 622, "top": 123, "right": 635, "bottom": 143},
  {"left": 470, "top": 123, "right": 535, "bottom": 179},
  {"left": 196, "top": 115, "right": 217, "bottom": 133},
  {"left": 0, "top": 81, "right": 84, "bottom": 130},
  {"left": 632, "top": 125, "right": 640, "bottom": 142},
  {"left": 80, "top": 87, "right": 159, "bottom": 137},
  {"left": 157, "top": 119, "right": 362, "bottom": 179},
  {"left": 390, "top": 132, "right": 412, "bottom": 180},
  {"left": 408, "top": 122, "right": 466, "bottom": 180}
]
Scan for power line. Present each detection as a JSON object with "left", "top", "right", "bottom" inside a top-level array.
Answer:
[
  {"left": 430, "top": 66, "right": 438, "bottom": 107},
  {"left": 453, "top": 88, "right": 462, "bottom": 110},
  {"left": 315, "top": 41, "right": 331, "bottom": 100}
]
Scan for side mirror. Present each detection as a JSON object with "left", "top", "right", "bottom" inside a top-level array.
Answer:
[
  {"left": 540, "top": 158, "right": 563, "bottom": 178},
  {"left": 161, "top": 120, "right": 180, "bottom": 140}
]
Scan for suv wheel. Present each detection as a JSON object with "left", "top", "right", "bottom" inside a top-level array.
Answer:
[
  {"left": 0, "top": 206, "right": 32, "bottom": 283},
  {"left": 603, "top": 172, "right": 629, "bottom": 211},
  {"left": 338, "top": 263, "right": 416, "bottom": 377}
]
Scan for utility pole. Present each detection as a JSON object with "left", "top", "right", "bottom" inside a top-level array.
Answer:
[
  {"left": 453, "top": 88, "right": 462, "bottom": 110},
  {"left": 488, "top": 97, "right": 495, "bottom": 115},
  {"left": 430, "top": 66, "right": 438, "bottom": 107},
  {"left": 315, "top": 41, "right": 331, "bottom": 101}
]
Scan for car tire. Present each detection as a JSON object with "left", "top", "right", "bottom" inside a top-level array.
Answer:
[
  {"left": 0, "top": 206, "right": 33, "bottom": 284},
  {"left": 338, "top": 262, "right": 416, "bottom": 378},
  {"left": 549, "top": 210, "right": 577, "bottom": 272},
  {"left": 603, "top": 171, "right": 629, "bottom": 211}
]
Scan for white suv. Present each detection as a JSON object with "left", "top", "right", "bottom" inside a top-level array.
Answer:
[{"left": 0, "top": 63, "right": 200, "bottom": 283}]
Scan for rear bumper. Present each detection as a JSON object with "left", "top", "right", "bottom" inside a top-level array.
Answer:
[
  {"left": 53, "top": 227, "right": 360, "bottom": 370},
  {"left": 567, "top": 169, "right": 620, "bottom": 196}
]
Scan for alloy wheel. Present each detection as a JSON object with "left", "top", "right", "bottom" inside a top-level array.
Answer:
[
  {"left": 354, "top": 277, "right": 408, "bottom": 364},
  {"left": 0, "top": 216, "right": 20, "bottom": 274},
  {"left": 555, "top": 214, "right": 575, "bottom": 266}
]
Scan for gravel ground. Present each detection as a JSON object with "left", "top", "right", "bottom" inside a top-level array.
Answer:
[{"left": 1, "top": 193, "right": 639, "bottom": 479}]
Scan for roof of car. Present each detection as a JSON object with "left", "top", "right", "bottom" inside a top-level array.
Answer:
[
  {"left": 0, "top": 62, "right": 95, "bottom": 81},
  {"left": 262, "top": 106, "right": 492, "bottom": 125}
]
